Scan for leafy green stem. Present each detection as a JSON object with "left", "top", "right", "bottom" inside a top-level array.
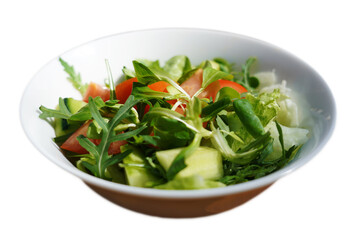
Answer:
[
  {"left": 105, "top": 59, "right": 116, "bottom": 101},
  {"left": 59, "top": 58, "right": 88, "bottom": 96}
]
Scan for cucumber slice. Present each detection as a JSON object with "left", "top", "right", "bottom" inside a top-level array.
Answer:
[
  {"left": 64, "top": 98, "right": 87, "bottom": 114},
  {"left": 156, "top": 147, "right": 223, "bottom": 180},
  {"left": 55, "top": 118, "right": 70, "bottom": 136},
  {"left": 120, "top": 145, "right": 160, "bottom": 187},
  {"left": 54, "top": 98, "right": 86, "bottom": 137}
]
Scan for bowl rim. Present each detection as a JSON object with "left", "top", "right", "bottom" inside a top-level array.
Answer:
[{"left": 20, "top": 27, "right": 336, "bottom": 199}]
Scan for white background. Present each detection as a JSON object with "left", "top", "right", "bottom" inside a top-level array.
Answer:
[{"left": 1, "top": 0, "right": 359, "bottom": 239}]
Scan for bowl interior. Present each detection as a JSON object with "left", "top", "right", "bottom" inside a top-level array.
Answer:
[{"left": 20, "top": 29, "right": 336, "bottom": 197}]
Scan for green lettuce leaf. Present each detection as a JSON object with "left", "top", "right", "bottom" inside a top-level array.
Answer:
[
  {"left": 245, "top": 89, "right": 281, "bottom": 127},
  {"left": 152, "top": 116, "right": 195, "bottom": 150},
  {"left": 163, "top": 55, "right": 192, "bottom": 81},
  {"left": 265, "top": 121, "right": 309, "bottom": 160},
  {"left": 202, "top": 68, "right": 233, "bottom": 89},
  {"left": 213, "top": 58, "right": 233, "bottom": 73}
]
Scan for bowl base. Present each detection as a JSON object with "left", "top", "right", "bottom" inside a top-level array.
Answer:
[{"left": 85, "top": 182, "right": 273, "bottom": 218}]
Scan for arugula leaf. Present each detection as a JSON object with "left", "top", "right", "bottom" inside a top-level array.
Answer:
[
  {"left": 105, "top": 59, "right": 116, "bottom": 101},
  {"left": 76, "top": 96, "right": 140, "bottom": 178},
  {"left": 220, "top": 163, "right": 278, "bottom": 185},
  {"left": 110, "top": 125, "right": 147, "bottom": 142},
  {"left": 220, "top": 143, "right": 302, "bottom": 185},
  {"left": 39, "top": 98, "right": 73, "bottom": 119},
  {"left": 220, "top": 121, "right": 304, "bottom": 185},
  {"left": 131, "top": 135, "right": 161, "bottom": 146},
  {"left": 59, "top": 58, "right": 88, "bottom": 95},
  {"left": 39, "top": 96, "right": 105, "bottom": 121},
  {"left": 39, "top": 106, "right": 69, "bottom": 120}
]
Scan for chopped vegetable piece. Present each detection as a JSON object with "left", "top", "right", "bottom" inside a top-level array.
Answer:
[
  {"left": 115, "top": 78, "right": 138, "bottom": 104},
  {"left": 83, "top": 82, "right": 110, "bottom": 102}
]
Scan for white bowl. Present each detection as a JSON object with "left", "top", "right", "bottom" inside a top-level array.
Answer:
[{"left": 20, "top": 28, "right": 336, "bottom": 217}]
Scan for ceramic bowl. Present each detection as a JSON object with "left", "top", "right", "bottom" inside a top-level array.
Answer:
[{"left": 20, "top": 28, "right": 336, "bottom": 218}]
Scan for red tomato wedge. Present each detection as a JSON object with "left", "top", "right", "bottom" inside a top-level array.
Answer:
[
  {"left": 115, "top": 78, "right": 138, "bottom": 104},
  {"left": 199, "top": 81, "right": 221, "bottom": 100},
  {"left": 107, "top": 139, "right": 127, "bottom": 155},
  {"left": 61, "top": 122, "right": 95, "bottom": 154},
  {"left": 218, "top": 80, "right": 248, "bottom": 95},
  {"left": 83, "top": 82, "right": 110, "bottom": 103},
  {"left": 180, "top": 69, "right": 221, "bottom": 100},
  {"left": 61, "top": 121, "right": 125, "bottom": 155},
  {"left": 180, "top": 69, "right": 203, "bottom": 97}
]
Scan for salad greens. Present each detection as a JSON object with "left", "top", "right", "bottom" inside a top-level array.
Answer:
[
  {"left": 59, "top": 58, "right": 88, "bottom": 95},
  {"left": 39, "top": 55, "right": 310, "bottom": 190}
]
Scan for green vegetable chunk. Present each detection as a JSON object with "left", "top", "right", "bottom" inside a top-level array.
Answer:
[
  {"left": 233, "top": 99, "right": 265, "bottom": 138},
  {"left": 156, "top": 147, "right": 223, "bottom": 180},
  {"left": 120, "top": 145, "right": 160, "bottom": 187},
  {"left": 64, "top": 98, "right": 87, "bottom": 114},
  {"left": 54, "top": 98, "right": 87, "bottom": 137}
]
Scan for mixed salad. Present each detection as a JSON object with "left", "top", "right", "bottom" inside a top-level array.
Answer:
[{"left": 39, "top": 56, "right": 310, "bottom": 190}]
